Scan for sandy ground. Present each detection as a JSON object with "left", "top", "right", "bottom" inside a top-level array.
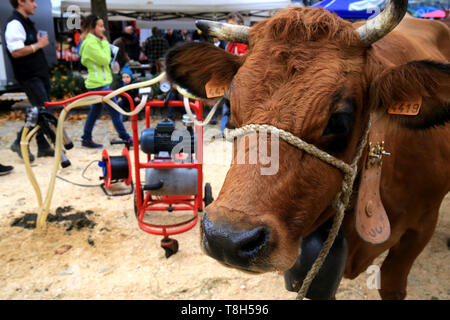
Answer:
[{"left": 0, "top": 111, "right": 448, "bottom": 300}]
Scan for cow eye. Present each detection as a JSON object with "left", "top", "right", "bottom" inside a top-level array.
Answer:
[
  {"left": 320, "top": 99, "right": 355, "bottom": 152},
  {"left": 322, "top": 111, "right": 354, "bottom": 136}
]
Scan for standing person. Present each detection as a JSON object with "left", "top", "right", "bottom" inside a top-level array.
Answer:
[
  {"left": 78, "top": 15, "right": 132, "bottom": 148},
  {"left": 164, "top": 29, "right": 177, "bottom": 47},
  {"left": 224, "top": 12, "right": 249, "bottom": 56},
  {"left": 112, "top": 31, "right": 132, "bottom": 70},
  {"left": 166, "top": 83, "right": 184, "bottom": 122},
  {"left": 4, "top": 0, "right": 54, "bottom": 162},
  {"left": 168, "top": 29, "right": 185, "bottom": 47},
  {"left": 124, "top": 25, "right": 140, "bottom": 61},
  {"left": 143, "top": 27, "right": 170, "bottom": 75},
  {"left": 180, "top": 29, "right": 191, "bottom": 42},
  {"left": 213, "top": 37, "right": 226, "bottom": 49}
]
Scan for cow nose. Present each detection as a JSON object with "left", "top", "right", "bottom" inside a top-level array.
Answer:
[{"left": 201, "top": 212, "right": 270, "bottom": 269}]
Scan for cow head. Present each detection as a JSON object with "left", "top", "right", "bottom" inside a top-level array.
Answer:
[{"left": 166, "top": 0, "right": 450, "bottom": 273}]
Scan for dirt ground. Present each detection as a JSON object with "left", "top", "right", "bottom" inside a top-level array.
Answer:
[{"left": 0, "top": 112, "right": 448, "bottom": 300}]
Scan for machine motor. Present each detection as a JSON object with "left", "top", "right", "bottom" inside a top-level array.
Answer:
[
  {"left": 140, "top": 118, "right": 199, "bottom": 196},
  {"left": 139, "top": 119, "right": 196, "bottom": 156}
]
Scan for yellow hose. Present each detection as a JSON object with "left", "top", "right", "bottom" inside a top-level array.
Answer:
[
  {"left": 176, "top": 84, "right": 221, "bottom": 127},
  {"left": 102, "top": 73, "right": 165, "bottom": 114},
  {"left": 176, "top": 85, "right": 203, "bottom": 101},
  {"left": 36, "top": 95, "right": 104, "bottom": 230},
  {"left": 21, "top": 125, "right": 42, "bottom": 208}
]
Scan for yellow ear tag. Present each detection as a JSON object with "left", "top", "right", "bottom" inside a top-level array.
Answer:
[
  {"left": 205, "top": 77, "right": 229, "bottom": 98},
  {"left": 388, "top": 97, "right": 422, "bottom": 116}
]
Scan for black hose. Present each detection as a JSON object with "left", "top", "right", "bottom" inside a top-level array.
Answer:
[{"left": 56, "top": 175, "right": 102, "bottom": 188}]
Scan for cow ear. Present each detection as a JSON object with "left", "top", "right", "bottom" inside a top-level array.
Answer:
[
  {"left": 370, "top": 60, "right": 450, "bottom": 129},
  {"left": 165, "top": 42, "right": 242, "bottom": 99}
]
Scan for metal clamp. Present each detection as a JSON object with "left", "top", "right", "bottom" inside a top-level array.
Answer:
[
  {"left": 367, "top": 141, "right": 391, "bottom": 168},
  {"left": 25, "top": 106, "right": 40, "bottom": 128}
]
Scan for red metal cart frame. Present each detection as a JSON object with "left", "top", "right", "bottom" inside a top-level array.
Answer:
[
  {"left": 132, "top": 99, "right": 204, "bottom": 238},
  {"left": 45, "top": 91, "right": 205, "bottom": 244}
]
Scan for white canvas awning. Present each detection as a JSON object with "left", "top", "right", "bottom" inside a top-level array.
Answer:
[
  {"left": 56, "top": 0, "right": 292, "bottom": 13},
  {"left": 53, "top": 0, "right": 293, "bottom": 19},
  {"left": 52, "top": 0, "right": 293, "bottom": 29}
]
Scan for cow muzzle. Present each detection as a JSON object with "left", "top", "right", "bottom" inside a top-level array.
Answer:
[{"left": 201, "top": 212, "right": 272, "bottom": 272}]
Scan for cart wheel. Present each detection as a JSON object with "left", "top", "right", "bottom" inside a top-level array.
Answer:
[
  {"left": 134, "top": 189, "right": 143, "bottom": 219},
  {"left": 204, "top": 183, "right": 214, "bottom": 207},
  {"left": 161, "top": 238, "right": 179, "bottom": 258}
]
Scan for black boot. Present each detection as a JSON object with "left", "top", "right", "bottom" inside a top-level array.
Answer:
[
  {"left": 0, "top": 164, "right": 14, "bottom": 176},
  {"left": 10, "top": 129, "right": 35, "bottom": 162},
  {"left": 210, "top": 115, "right": 218, "bottom": 125},
  {"left": 36, "top": 131, "right": 54, "bottom": 157},
  {"left": 37, "top": 147, "right": 55, "bottom": 157}
]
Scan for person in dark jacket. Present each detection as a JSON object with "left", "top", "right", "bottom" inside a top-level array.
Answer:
[
  {"left": 124, "top": 25, "right": 141, "bottom": 61},
  {"left": 112, "top": 32, "right": 132, "bottom": 70},
  {"left": 143, "top": 27, "right": 170, "bottom": 74},
  {"left": 166, "top": 83, "right": 184, "bottom": 122},
  {"left": 4, "top": 0, "right": 54, "bottom": 162},
  {"left": 164, "top": 29, "right": 184, "bottom": 48},
  {"left": 116, "top": 65, "right": 142, "bottom": 121}
]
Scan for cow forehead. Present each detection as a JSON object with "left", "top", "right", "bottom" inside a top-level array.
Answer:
[
  {"left": 225, "top": 8, "right": 367, "bottom": 135},
  {"left": 244, "top": 7, "right": 365, "bottom": 79},
  {"left": 229, "top": 47, "right": 363, "bottom": 138},
  {"left": 249, "top": 7, "right": 360, "bottom": 49}
]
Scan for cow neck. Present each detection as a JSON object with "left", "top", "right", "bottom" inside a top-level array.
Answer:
[{"left": 224, "top": 119, "right": 371, "bottom": 300}]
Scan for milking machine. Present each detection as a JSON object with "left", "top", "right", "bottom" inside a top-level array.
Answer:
[
  {"left": 25, "top": 72, "right": 217, "bottom": 259},
  {"left": 133, "top": 98, "right": 213, "bottom": 258},
  {"left": 36, "top": 80, "right": 157, "bottom": 230}
]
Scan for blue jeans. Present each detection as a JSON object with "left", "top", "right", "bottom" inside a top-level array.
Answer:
[
  {"left": 82, "top": 85, "right": 131, "bottom": 142},
  {"left": 220, "top": 104, "right": 228, "bottom": 134}
]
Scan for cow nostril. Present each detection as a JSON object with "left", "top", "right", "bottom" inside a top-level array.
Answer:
[{"left": 239, "top": 227, "right": 269, "bottom": 256}]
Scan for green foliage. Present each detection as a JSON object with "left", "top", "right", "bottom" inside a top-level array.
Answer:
[{"left": 49, "top": 63, "right": 86, "bottom": 100}]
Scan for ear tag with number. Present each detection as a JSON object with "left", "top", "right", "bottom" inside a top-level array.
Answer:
[
  {"left": 388, "top": 97, "right": 422, "bottom": 116},
  {"left": 205, "top": 77, "right": 229, "bottom": 98}
]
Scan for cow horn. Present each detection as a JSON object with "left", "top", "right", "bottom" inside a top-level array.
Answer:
[
  {"left": 196, "top": 20, "right": 249, "bottom": 44},
  {"left": 356, "top": 0, "right": 408, "bottom": 46}
]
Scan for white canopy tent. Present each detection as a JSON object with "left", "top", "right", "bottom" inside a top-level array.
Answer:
[
  {"left": 52, "top": 0, "right": 296, "bottom": 33},
  {"left": 52, "top": 0, "right": 294, "bottom": 25},
  {"left": 56, "top": 0, "right": 292, "bottom": 13}
]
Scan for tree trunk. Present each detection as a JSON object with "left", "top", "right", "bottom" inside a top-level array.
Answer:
[{"left": 90, "top": 0, "right": 110, "bottom": 41}]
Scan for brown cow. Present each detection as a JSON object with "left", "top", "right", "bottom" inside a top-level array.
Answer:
[{"left": 165, "top": 0, "right": 450, "bottom": 299}]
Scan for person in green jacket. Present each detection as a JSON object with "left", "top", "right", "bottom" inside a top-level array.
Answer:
[{"left": 79, "top": 15, "right": 131, "bottom": 148}]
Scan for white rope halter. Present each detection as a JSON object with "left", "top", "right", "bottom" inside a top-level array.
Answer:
[{"left": 224, "top": 122, "right": 371, "bottom": 299}]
